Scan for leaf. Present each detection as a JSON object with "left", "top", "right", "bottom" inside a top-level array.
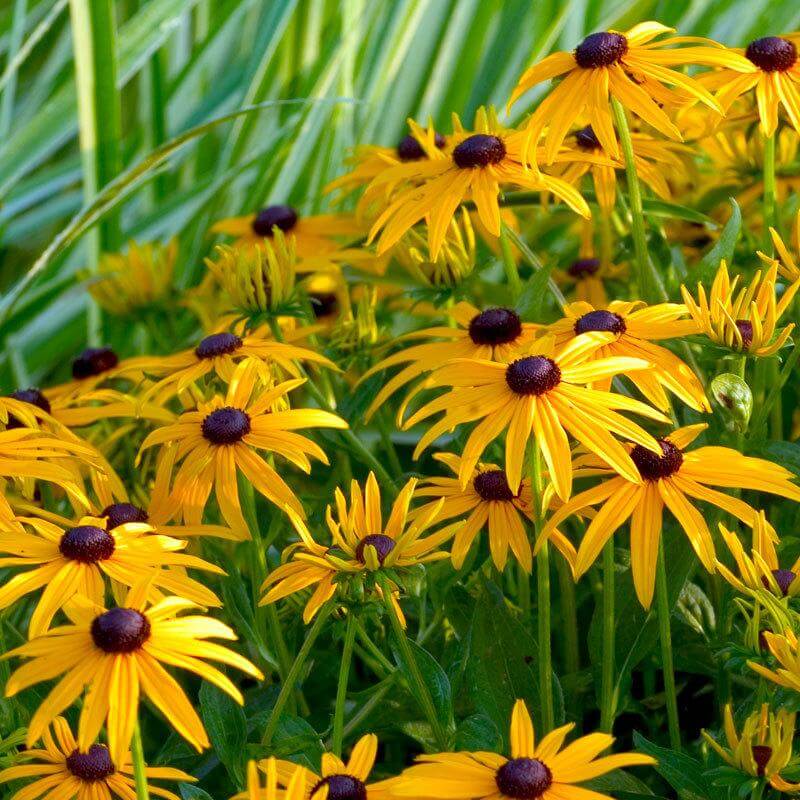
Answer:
[
  {"left": 180, "top": 786, "right": 215, "bottom": 800},
  {"left": 516, "top": 262, "right": 555, "bottom": 323},
  {"left": 760, "top": 440, "right": 800, "bottom": 478},
  {"left": 199, "top": 682, "right": 247, "bottom": 787},
  {"left": 697, "top": 199, "right": 741, "bottom": 281},
  {"left": 455, "top": 714, "right": 503, "bottom": 751},
  {"left": 633, "top": 732, "right": 714, "bottom": 800},
  {"left": 642, "top": 198, "right": 718, "bottom": 226}
]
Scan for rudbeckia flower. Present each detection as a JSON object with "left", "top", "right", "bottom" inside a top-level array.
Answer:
[
  {"left": 759, "top": 209, "right": 800, "bottom": 281},
  {"left": 0, "top": 512, "right": 222, "bottom": 636},
  {"left": 403, "top": 333, "right": 668, "bottom": 501},
  {"left": 553, "top": 256, "right": 627, "bottom": 307},
  {"left": 261, "top": 472, "right": 456, "bottom": 623},
  {"left": 539, "top": 423, "right": 800, "bottom": 607},
  {"left": 0, "top": 716, "right": 195, "bottom": 800},
  {"left": 546, "top": 300, "right": 708, "bottom": 412},
  {"left": 508, "top": 22, "right": 731, "bottom": 164},
  {"left": 367, "top": 108, "right": 591, "bottom": 259},
  {"left": 702, "top": 704, "right": 800, "bottom": 793},
  {"left": 3, "top": 581, "right": 263, "bottom": 765},
  {"left": 681, "top": 261, "right": 800, "bottom": 357},
  {"left": 139, "top": 360, "right": 347, "bottom": 536},
  {"left": 392, "top": 699, "right": 654, "bottom": 800},
  {"left": 410, "top": 452, "right": 576, "bottom": 572},
  {"left": 233, "top": 757, "right": 306, "bottom": 800},
  {"left": 359, "top": 302, "right": 539, "bottom": 422},
  {"left": 45, "top": 346, "right": 131, "bottom": 401}
]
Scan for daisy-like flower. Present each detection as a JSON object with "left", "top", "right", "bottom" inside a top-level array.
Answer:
[
  {"left": 45, "top": 346, "right": 130, "bottom": 401},
  {"left": 3, "top": 581, "right": 263, "bottom": 765},
  {"left": 539, "top": 423, "right": 800, "bottom": 607},
  {"left": 700, "top": 34, "right": 800, "bottom": 136},
  {"left": 554, "top": 256, "right": 626, "bottom": 307},
  {"left": 392, "top": 699, "right": 654, "bottom": 800},
  {"left": 359, "top": 302, "right": 539, "bottom": 422},
  {"left": 546, "top": 300, "right": 708, "bottom": 413},
  {"left": 367, "top": 108, "right": 591, "bottom": 259},
  {"left": 410, "top": 453, "right": 576, "bottom": 572},
  {"left": 508, "top": 22, "right": 733, "bottom": 165},
  {"left": 759, "top": 209, "right": 800, "bottom": 281},
  {"left": 0, "top": 716, "right": 195, "bottom": 800},
  {"left": 702, "top": 704, "right": 800, "bottom": 793},
  {"left": 0, "top": 512, "right": 222, "bottom": 637},
  {"left": 139, "top": 360, "right": 347, "bottom": 537},
  {"left": 681, "top": 261, "right": 800, "bottom": 357},
  {"left": 233, "top": 757, "right": 306, "bottom": 800},
  {"left": 403, "top": 333, "right": 669, "bottom": 501},
  {"left": 261, "top": 472, "right": 457, "bottom": 623}
]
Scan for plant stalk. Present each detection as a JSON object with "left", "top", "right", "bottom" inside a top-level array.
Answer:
[
  {"left": 600, "top": 539, "right": 616, "bottom": 732},
  {"left": 332, "top": 612, "right": 358, "bottom": 757},
  {"left": 131, "top": 722, "right": 150, "bottom": 800},
  {"left": 655, "top": 538, "right": 681, "bottom": 751}
]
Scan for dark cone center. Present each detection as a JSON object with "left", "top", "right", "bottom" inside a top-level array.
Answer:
[
  {"left": 575, "top": 32, "right": 628, "bottom": 68},
  {"left": 91, "top": 608, "right": 151, "bottom": 653},
  {"left": 202, "top": 407, "right": 251, "bottom": 444},
  {"left": 474, "top": 470, "right": 516, "bottom": 501},
  {"left": 252, "top": 205, "right": 298, "bottom": 236},
  {"left": 195, "top": 332, "right": 243, "bottom": 359},
  {"left": 752, "top": 744, "right": 772, "bottom": 776},
  {"left": 469, "top": 308, "right": 523, "bottom": 346},
  {"left": 495, "top": 758, "right": 553, "bottom": 799},
  {"left": 312, "top": 775, "right": 367, "bottom": 800},
  {"left": 310, "top": 292, "right": 340, "bottom": 318},
  {"left": 575, "top": 125, "right": 602, "bottom": 150},
  {"left": 355, "top": 534, "right": 396, "bottom": 565},
  {"left": 574, "top": 309, "right": 626, "bottom": 335},
  {"left": 66, "top": 745, "right": 115, "bottom": 782},
  {"left": 72, "top": 348, "right": 118, "bottom": 380},
  {"left": 568, "top": 258, "right": 600, "bottom": 278},
  {"left": 397, "top": 133, "right": 446, "bottom": 161},
  {"left": 102, "top": 503, "right": 149, "bottom": 529},
  {"left": 506, "top": 356, "right": 561, "bottom": 396},
  {"left": 735, "top": 319, "right": 754, "bottom": 349},
  {"left": 59, "top": 525, "right": 115, "bottom": 563},
  {"left": 7, "top": 388, "right": 51, "bottom": 429},
  {"left": 631, "top": 439, "right": 683, "bottom": 481},
  {"left": 746, "top": 37, "right": 797, "bottom": 72},
  {"left": 769, "top": 568, "right": 796, "bottom": 595},
  {"left": 452, "top": 134, "right": 506, "bottom": 168}
]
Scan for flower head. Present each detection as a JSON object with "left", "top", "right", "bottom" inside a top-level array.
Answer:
[{"left": 233, "top": 757, "right": 306, "bottom": 800}]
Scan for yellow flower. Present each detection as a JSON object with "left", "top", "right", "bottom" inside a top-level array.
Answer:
[
  {"left": 553, "top": 256, "right": 627, "bottom": 307},
  {"left": 233, "top": 757, "right": 306, "bottom": 800},
  {"left": 3, "top": 581, "right": 263, "bottom": 765},
  {"left": 760, "top": 208, "right": 800, "bottom": 281},
  {"left": 0, "top": 716, "right": 195, "bottom": 800},
  {"left": 392, "top": 699, "right": 654, "bottom": 800},
  {"left": 681, "top": 260, "right": 800, "bottom": 356},
  {"left": 540, "top": 423, "right": 800, "bottom": 607}
]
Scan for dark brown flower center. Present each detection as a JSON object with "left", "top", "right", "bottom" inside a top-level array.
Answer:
[
  {"left": 195, "top": 332, "right": 242, "bottom": 359},
  {"left": 252, "top": 205, "right": 298, "bottom": 236},
  {"left": 506, "top": 356, "right": 561, "bottom": 395},
  {"left": 469, "top": 308, "right": 523, "bottom": 346},
  {"left": 310, "top": 292, "right": 339, "bottom": 318},
  {"left": 768, "top": 568, "right": 796, "bottom": 595},
  {"left": 495, "top": 758, "right": 553, "bottom": 799},
  {"left": 752, "top": 745, "right": 772, "bottom": 776},
  {"left": 735, "top": 320, "right": 754, "bottom": 349},
  {"left": 311, "top": 775, "right": 367, "bottom": 800},
  {"left": 91, "top": 608, "right": 151, "bottom": 653},
  {"left": 631, "top": 439, "right": 683, "bottom": 481},
  {"left": 7, "top": 388, "right": 51, "bottom": 429},
  {"left": 355, "top": 534, "right": 396, "bottom": 565},
  {"left": 575, "top": 32, "right": 628, "bottom": 68},
  {"left": 452, "top": 134, "right": 506, "bottom": 168},
  {"left": 202, "top": 407, "right": 251, "bottom": 444},
  {"left": 574, "top": 310, "right": 626, "bottom": 335},
  {"left": 59, "top": 525, "right": 115, "bottom": 563},
  {"left": 72, "top": 347, "right": 118, "bottom": 380},
  {"left": 65, "top": 745, "right": 115, "bottom": 782},
  {"left": 745, "top": 37, "right": 797, "bottom": 72},
  {"left": 568, "top": 258, "right": 600, "bottom": 278},
  {"left": 474, "top": 470, "right": 516, "bottom": 501},
  {"left": 575, "top": 125, "right": 602, "bottom": 150},
  {"left": 101, "top": 503, "right": 149, "bottom": 529},
  {"left": 397, "top": 133, "right": 446, "bottom": 161}
]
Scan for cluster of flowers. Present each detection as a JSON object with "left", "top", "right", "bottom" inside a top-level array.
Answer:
[{"left": 5, "top": 18, "right": 800, "bottom": 800}]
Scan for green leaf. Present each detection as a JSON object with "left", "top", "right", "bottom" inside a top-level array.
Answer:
[
  {"left": 180, "top": 786, "right": 215, "bottom": 800},
  {"left": 199, "top": 682, "right": 247, "bottom": 787},
  {"left": 633, "top": 732, "right": 714, "bottom": 800},
  {"left": 455, "top": 714, "right": 503, "bottom": 752},
  {"left": 697, "top": 199, "right": 741, "bottom": 281},
  {"left": 516, "top": 262, "right": 555, "bottom": 323},
  {"left": 642, "top": 198, "right": 718, "bottom": 226}
]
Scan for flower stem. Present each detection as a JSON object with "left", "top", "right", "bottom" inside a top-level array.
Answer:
[
  {"left": 655, "top": 538, "right": 681, "bottom": 751},
  {"left": 610, "top": 98, "right": 662, "bottom": 303},
  {"left": 763, "top": 132, "right": 777, "bottom": 252},
  {"left": 600, "top": 539, "right": 616, "bottom": 732},
  {"left": 500, "top": 223, "right": 522, "bottom": 301},
  {"left": 332, "top": 612, "right": 358, "bottom": 757},
  {"left": 131, "top": 722, "right": 150, "bottom": 800},
  {"left": 262, "top": 601, "right": 334, "bottom": 746}
]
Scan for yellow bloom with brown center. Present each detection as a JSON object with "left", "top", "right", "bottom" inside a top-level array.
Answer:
[
  {"left": 553, "top": 256, "right": 627, "bottom": 307},
  {"left": 547, "top": 300, "right": 708, "bottom": 412},
  {"left": 508, "top": 22, "right": 733, "bottom": 165},
  {"left": 3, "top": 581, "right": 263, "bottom": 765},
  {"left": 539, "top": 423, "right": 800, "bottom": 607},
  {"left": 681, "top": 260, "right": 800, "bottom": 356},
  {"left": 139, "top": 359, "right": 347, "bottom": 537},
  {"left": 391, "top": 699, "right": 654, "bottom": 800},
  {"left": 0, "top": 716, "right": 195, "bottom": 800}
]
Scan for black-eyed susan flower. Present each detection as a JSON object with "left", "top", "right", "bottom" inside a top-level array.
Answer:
[
  {"left": 554, "top": 256, "right": 627, "bottom": 307},
  {"left": 508, "top": 22, "right": 732, "bottom": 164},
  {"left": 760, "top": 209, "right": 800, "bottom": 281},
  {"left": 359, "top": 302, "right": 540, "bottom": 422},
  {"left": 139, "top": 359, "right": 347, "bottom": 536},
  {"left": 392, "top": 699, "right": 654, "bottom": 800},
  {"left": 539, "top": 423, "right": 800, "bottom": 607},
  {"left": 0, "top": 512, "right": 222, "bottom": 636},
  {"left": 0, "top": 716, "right": 195, "bottom": 800},
  {"left": 261, "top": 472, "right": 457, "bottom": 622},
  {"left": 410, "top": 453, "right": 576, "bottom": 572},
  {"left": 681, "top": 261, "right": 800, "bottom": 357},
  {"left": 3, "top": 581, "right": 263, "bottom": 765},
  {"left": 403, "top": 333, "right": 669, "bottom": 501},
  {"left": 702, "top": 704, "right": 800, "bottom": 793},
  {"left": 546, "top": 300, "right": 708, "bottom": 413},
  {"left": 233, "top": 757, "right": 306, "bottom": 800},
  {"left": 45, "top": 346, "right": 129, "bottom": 401},
  {"left": 367, "top": 108, "right": 590, "bottom": 259}
]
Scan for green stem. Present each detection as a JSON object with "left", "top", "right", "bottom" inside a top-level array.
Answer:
[
  {"left": 500, "top": 224, "right": 522, "bottom": 301},
  {"left": 131, "top": 722, "right": 150, "bottom": 800},
  {"left": 600, "top": 210, "right": 613, "bottom": 268},
  {"left": 768, "top": 357, "right": 782, "bottom": 440},
  {"left": 332, "top": 613, "right": 358, "bottom": 757},
  {"left": 378, "top": 409, "right": 403, "bottom": 478},
  {"left": 655, "top": 538, "right": 681, "bottom": 751},
  {"left": 377, "top": 575, "right": 448, "bottom": 749},
  {"left": 749, "top": 344, "right": 800, "bottom": 438},
  {"left": 600, "top": 539, "right": 616, "bottom": 732},
  {"left": 556, "top": 556, "right": 579, "bottom": 713},
  {"left": 751, "top": 779, "right": 766, "bottom": 800},
  {"left": 518, "top": 562, "right": 531, "bottom": 617},
  {"left": 611, "top": 98, "right": 662, "bottom": 303},
  {"left": 262, "top": 602, "right": 334, "bottom": 746},
  {"left": 763, "top": 132, "right": 777, "bottom": 252}
]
